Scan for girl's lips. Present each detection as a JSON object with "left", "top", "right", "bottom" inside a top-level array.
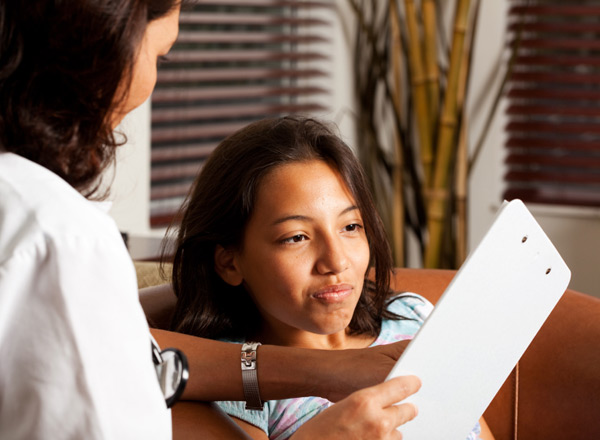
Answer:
[{"left": 312, "top": 284, "right": 353, "bottom": 302}]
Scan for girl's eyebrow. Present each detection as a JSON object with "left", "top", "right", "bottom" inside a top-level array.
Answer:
[
  {"left": 271, "top": 205, "right": 360, "bottom": 226},
  {"left": 271, "top": 214, "right": 311, "bottom": 226}
]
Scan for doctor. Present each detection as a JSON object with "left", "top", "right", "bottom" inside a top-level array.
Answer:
[{"left": 0, "top": 1, "right": 419, "bottom": 439}]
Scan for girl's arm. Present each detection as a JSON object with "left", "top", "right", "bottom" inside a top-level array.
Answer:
[{"left": 172, "top": 402, "right": 252, "bottom": 440}]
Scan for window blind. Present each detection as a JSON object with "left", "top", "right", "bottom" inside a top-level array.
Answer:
[
  {"left": 504, "top": 1, "right": 600, "bottom": 208},
  {"left": 150, "top": 0, "right": 332, "bottom": 227}
]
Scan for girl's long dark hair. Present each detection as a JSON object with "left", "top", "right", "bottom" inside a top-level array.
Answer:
[
  {"left": 166, "top": 116, "right": 400, "bottom": 340},
  {"left": 0, "top": 0, "right": 182, "bottom": 197}
]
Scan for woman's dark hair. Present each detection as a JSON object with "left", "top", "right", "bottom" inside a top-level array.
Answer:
[
  {"left": 167, "top": 116, "right": 397, "bottom": 340},
  {"left": 0, "top": 0, "right": 182, "bottom": 196}
]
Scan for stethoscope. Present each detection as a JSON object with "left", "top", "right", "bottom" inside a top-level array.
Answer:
[{"left": 151, "top": 336, "right": 189, "bottom": 408}]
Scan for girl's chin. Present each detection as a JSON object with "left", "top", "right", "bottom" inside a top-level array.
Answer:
[{"left": 310, "top": 318, "right": 354, "bottom": 337}]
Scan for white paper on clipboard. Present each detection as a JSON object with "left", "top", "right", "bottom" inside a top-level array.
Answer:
[{"left": 386, "top": 199, "right": 571, "bottom": 440}]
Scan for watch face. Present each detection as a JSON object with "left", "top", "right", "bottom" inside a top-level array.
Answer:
[
  {"left": 241, "top": 342, "right": 260, "bottom": 370},
  {"left": 152, "top": 341, "right": 189, "bottom": 408}
]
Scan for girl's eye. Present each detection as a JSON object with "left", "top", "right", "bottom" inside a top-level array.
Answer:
[
  {"left": 343, "top": 223, "right": 363, "bottom": 233},
  {"left": 282, "top": 234, "right": 307, "bottom": 244}
]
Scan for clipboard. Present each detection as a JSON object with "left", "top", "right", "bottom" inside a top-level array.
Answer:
[{"left": 386, "top": 199, "right": 571, "bottom": 439}]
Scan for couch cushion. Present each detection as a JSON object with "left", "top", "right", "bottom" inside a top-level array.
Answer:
[{"left": 134, "top": 261, "right": 171, "bottom": 289}]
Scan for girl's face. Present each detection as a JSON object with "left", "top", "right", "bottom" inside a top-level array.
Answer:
[
  {"left": 217, "top": 160, "right": 371, "bottom": 348},
  {"left": 111, "top": 5, "right": 180, "bottom": 127}
]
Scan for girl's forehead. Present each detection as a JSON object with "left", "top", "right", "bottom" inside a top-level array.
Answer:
[
  {"left": 259, "top": 159, "right": 342, "bottom": 186},
  {"left": 249, "top": 161, "right": 360, "bottom": 221},
  {"left": 257, "top": 160, "right": 349, "bottom": 196}
]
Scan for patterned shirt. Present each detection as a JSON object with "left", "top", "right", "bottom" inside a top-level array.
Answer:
[{"left": 216, "top": 293, "right": 481, "bottom": 440}]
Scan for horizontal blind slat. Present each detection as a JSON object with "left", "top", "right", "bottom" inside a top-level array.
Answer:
[
  {"left": 180, "top": 12, "right": 329, "bottom": 26},
  {"left": 152, "top": 102, "right": 328, "bottom": 123},
  {"left": 176, "top": 31, "right": 329, "bottom": 44},
  {"left": 507, "top": 86, "right": 600, "bottom": 101},
  {"left": 163, "top": 50, "right": 328, "bottom": 63},
  {"left": 508, "top": 21, "right": 600, "bottom": 33},
  {"left": 151, "top": 163, "right": 203, "bottom": 181},
  {"left": 150, "top": 212, "right": 184, "bottom": 228},
  {"left": 505, "top": 170, "right": 600, "bottom": 185},
  {"left": 509, "top": 38, "right": 600, "bottom": 51},
  {"left": 151, "top": 143, "right": 218, "bottom": 161},
  {"left": 503, "top": 188, "right": 600, "bottom": 208},
  {"left": 156, "top": 68, "right": 328, "bottom": 83},
  {"left": 152, "top": 85, "right": 328, "bottom": 102},
  {"left": 152, "top": 122, "right": 251, "bottom": 143},
  {"left": 506, "top": 104, "right": 600, "bottom": 117},
  {"left": 513, "top": 54, "right": 600, "bottom": 68},
  {"left": 508, "top": 5, "right": 600, "bottom": 16},
  {"left": 509, "top": 72, "right": 600, "bottom": 85},
  {"left": 151, "top": 183, "right": 194, "bottom": 201},
  {"left": 191, "top": 0, "right": 333, "bottom": 7},
  {"left": 506, "top": 121, "right": 600, "bottom": 135},
  {"left": 506, "top": 136, "right": 600, "bottom": 152},
  {"left": 505, "top": 153, "right": 600, "bottom": 169}
]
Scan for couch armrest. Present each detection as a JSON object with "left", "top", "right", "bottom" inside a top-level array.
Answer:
[{"left": 139, "top": 283, "right": 176, "bottom": 330}]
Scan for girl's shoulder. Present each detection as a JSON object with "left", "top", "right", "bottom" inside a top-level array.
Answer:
[
  {"left": 372, "top": 293, "right": 434, "bottom": 346},
  {"left": 386, "top": 292, "right": 434, "bottom": 322}
]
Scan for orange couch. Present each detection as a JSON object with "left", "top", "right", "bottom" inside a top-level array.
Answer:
[{"left": 137, "top": 264, "right": 600, "bottom": 439}]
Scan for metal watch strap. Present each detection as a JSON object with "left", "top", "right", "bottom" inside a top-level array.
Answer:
[{"left": 241, "top": 342, "right": 264, "bottom": 410}]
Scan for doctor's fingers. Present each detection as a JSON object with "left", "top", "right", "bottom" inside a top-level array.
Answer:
[{"left": 381, "top": 401, "right": 419, "bottom": 439}]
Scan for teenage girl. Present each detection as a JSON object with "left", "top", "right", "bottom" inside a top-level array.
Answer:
[{"left": 168, "top": 116, "right": 494, "bottom": 439}]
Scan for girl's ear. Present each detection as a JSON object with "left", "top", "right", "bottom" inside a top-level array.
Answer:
[{"left": 214, "top": 245, "right": 244, "bottom": 286}]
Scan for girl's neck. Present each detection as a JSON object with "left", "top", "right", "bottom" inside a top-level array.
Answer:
[{"left": 253, "top": 328, "right": 376, "bottom": 350}]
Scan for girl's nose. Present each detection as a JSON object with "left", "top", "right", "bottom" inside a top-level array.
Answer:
[{"left": 315, "top": 235, "right": 349, "bottom": 275}]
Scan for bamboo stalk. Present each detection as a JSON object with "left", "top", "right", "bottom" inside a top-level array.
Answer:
[
  {"left": 388, "top": 0, "right": 405, "bottom": 127},
  {"left": 424, "top": 0, "right": 471, "bottom": 268},
  {"left": 398, "top": 0, "right": 434, "bottom": 189},
  {"left": 454, "top": 56, "right": 470, "bottom": 267},
  {"left": 455, "top": 115, "right": 468, "bottom": 267},
  {"left": 455, "top": 0, "right": 480, "bottom": 267},
  {"left": 389, "top": 0, "right": 405, "bottom": 266},
  {"left": 422, "top": 0, "right": 440, "bottom": 133}
]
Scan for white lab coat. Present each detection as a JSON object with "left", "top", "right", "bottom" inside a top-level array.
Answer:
[{"left": 0, "top": 152, "right": 171, "bottom": 439}]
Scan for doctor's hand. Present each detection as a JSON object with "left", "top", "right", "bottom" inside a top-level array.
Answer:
[
  {"left": 317, "top": 339, "right": 411, "bottom": 403},
  {"left": 292, "top": 375, "right": 420, "bottom": 440}
]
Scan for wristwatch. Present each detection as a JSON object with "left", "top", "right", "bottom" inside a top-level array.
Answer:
[{"left": 241, "top": 342, "right": 264, "bottom": 410}]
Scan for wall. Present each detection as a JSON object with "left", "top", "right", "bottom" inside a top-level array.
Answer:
[
  {"left": 109, "top": 100, "right": 152, "bottom": 236},
  {"left": 109, "top": 0, "right": 599, "bottom": 297}
]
